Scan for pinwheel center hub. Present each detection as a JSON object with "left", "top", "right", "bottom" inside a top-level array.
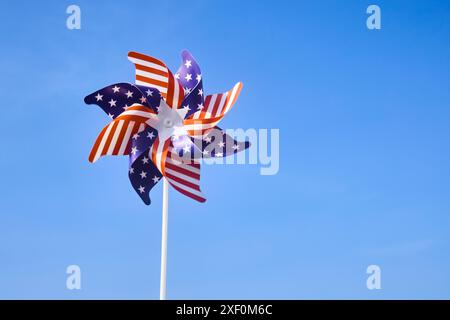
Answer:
[
  {"left": 163, "top": 118, "right": 174, "bottom": 128},
  {"left": 154, "top": 99, "right": 189, "bottom": 142}
]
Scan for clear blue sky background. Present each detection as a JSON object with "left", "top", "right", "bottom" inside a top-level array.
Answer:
[{"left": 0, "top": 0, "right": 449, "bottom": 299}]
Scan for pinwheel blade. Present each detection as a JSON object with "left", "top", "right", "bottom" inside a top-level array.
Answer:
[
  {"left": 128, "top": 127, "right": 162, "bottom": 205},
  {"left": 176, "top": 50, "right": 204, "bottom": 119},
  {"left": 128, "top": 51, "right": 184, "bottom": 108},
  {"left": 84, "top": 82, "right": 161, "bottom": 118},
  {"left": 88, "top": 105, "right": 158, "bottom": 163}
]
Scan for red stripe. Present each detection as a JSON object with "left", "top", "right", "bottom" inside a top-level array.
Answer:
[
  {"left": 102, "top": 120, "right": 118, "bottom": 155},
  {"left": 170, "top": 183, "right": 206, "bottom": 203},
  {"left": 165, "top": 172, "right": 200, "bottom": 191},
  {"left": 210, "top": 94, "right": 223, "bottom": 117},
  {"left": 165, "top": 162, "right": 200, "bottom": 179},
  {"left": 113, "top": 121, "right": 129, "bottom": 155},
  {"left": 167, "top": 151, "right": 200, "bottom": 168},
  {"left": 204, "top": 95, "right": 212, "bottom": 108},
  {"left": 89, "top": 125, "right": 107, "bottom": 162},
  {"left": 166, "top": 75, "right": 175, "bottom": 107},
  {"left": 128, "top": 51, "right": 166, "bottom": 67},
  {"left": 135, "top": 75, "right": 168, "bottom": 90},
  {"left": 123, "top": 122, "right": 137, "bottom": 155},
  {"left": 136, "top": 64, "right": 168, "bottom": 77}
]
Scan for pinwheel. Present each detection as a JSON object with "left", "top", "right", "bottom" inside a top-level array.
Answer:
[{"left": 84, "top": 50, "right": 249, "bottom": 298}]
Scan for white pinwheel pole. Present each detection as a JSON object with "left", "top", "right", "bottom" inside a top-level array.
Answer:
[{"left": 159, "top": 177, "right": 169, "bottom": 300}]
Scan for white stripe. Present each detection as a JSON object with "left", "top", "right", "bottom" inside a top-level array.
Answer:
[
  {"left": 184, "top": 121, "right": 219, "bottom": 132},
  {"left": 106, "top": 120, "right": 124, "bottom": 155},
  {"left": 121, "top": 109, "right": 156, "bottom": 119},
  {"left": 223, "top": 84, "right": 239, "bottom": 114},
  {"left": 165, "top": 168, "right": 200, "bottom": 185},
  {"left": 138, "top": 123, "right": 145, "bottom": 133},
  {"left": 165, "top": 157, "right": 200, "bottom": 175},
  {"left": 155, "top": 139, "right": 167, "bottom": 172},
  {"left": 214, "top": 94, "right": 227, "bottom": 117},
  {"left": 205, "top": 95, "right": 217, "bottom": 117},
  {"left": 118, "top": 121, "right": 135, "bottom": 155},
  {"left": 135, "top": 69, "right": 168, "bottom": 83},
  {"left": 172, "top": 76, "right": 180, "bottom": 107},
  {"left": 128, "top": 57, "right": 168, "bottom": 73},
  {"left": 135, "top": 80, "right": 168, "bottom": 93},
  {"left": 167, "top": 178, "right": 204, "bottom": 198},
  {"left": 94, "top": 122, "right": 114, "bottom": 162},
  {"left": 192, "top": 109, "right": 201, "bottom": 119}
]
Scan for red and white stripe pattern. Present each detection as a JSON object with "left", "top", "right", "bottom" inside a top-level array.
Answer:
[
  {"left": 184, "top": 82, "right": 243, "bottom": 137},
  {"left": 89, "top": 104, "right": 157, "bottom": 163},
  {"left": 148, "top": 139, "right": 205, "bottom": 202},
  {"left": 190, "top": 82, "right": 243, "bottom": 120},
  {"left": 164, "top": 146, "right": 205, "bottom": 202},
  {"left": 128, "top": 51, "right": 184, "bottom": 108}
]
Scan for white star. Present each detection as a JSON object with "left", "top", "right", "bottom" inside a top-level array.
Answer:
[
  {"left": 174, "top": 73, "right": 180, "bottom": 79},
  {"left": 108, "top": 113, "right": 114, "bottom": 119},
  {"left": 125, "top": 90, "right": 133, "bottom": 98},
  {"left": 196, "top": 74, "right": 202, "bottom": 82},
  {"left": 197, "top": 103, "right": 204, "bottom": 110},
  {"left": 198, "top": 89, "right": 203, "bottom": 96},
  {"left": 184, "top": 60, "right": 192, "bottom": 68},
  {"left": 183, "top": 145, "right": 191, "bottom": 153},
  {"left": 232, "top": 144, "right": 240, "bottom": 150},
  {"left": 184, "top": 87, "right": 191, "bottom": 95},
  {"left": 185, "top": 73, "right": 192, "bottom": 81},
  {"left": 152, "top": 176, "right": 160, "bottom": 184},
  {"left": 122, "top": 104, "right": 129, "bottom": 110},
  {"left": 132, "top": 133, "right": 140, "bottom": 140},
  {"left": 202, "top": 150, "right": 210, "bottom": 156},
  {"left": 140, "top": 171, "right": 147, "bottom": 179},
  {"left": 129, "top": 167, "right": 134, "bottom": 174},
  {"left": 112, "top": 85, "right": 120, "bottom": 93},
  {"left": 204, "top": 136, "right": 212, "bottom": 143},
  {"left": 147, "top": 131, "right": 155, "bottom": 139},
  {"left": 218, "top": 141, "right": 225, "bottom": 148},
  {"left": 142, "top": 156, "right": 149, "bottom": 164},
  {"left": 140, "top": 96, "right": 147, "bottom": 103},
  {"left": 95, "top": 93, "right": 103, "bottom": 101},
  {"left": 215, "top": 152, "right": 223, "bottom": 157},
  {"left": 131, "top": 146, "right": 138, "bottom": 155},
  {"left": 183, "top": 105, "right": 191, "bottom": 112},
  {"left": 138, "top": 185, "right": 145, "bottom": 193},
  {"left": 108, "top": 99, "right": 117, "bottom": 107},
  {"left": 146, "top": 89, "right": 153, "bottom": 96}
]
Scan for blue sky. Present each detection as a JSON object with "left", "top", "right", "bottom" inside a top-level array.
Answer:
[{"left": 0, "top": 0, "right": 450, "bottom": 299}]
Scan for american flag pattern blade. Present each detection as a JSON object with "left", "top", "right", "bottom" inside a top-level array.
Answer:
[
  {"left": 175, "top": 50, "right": 204, "bottom": 119},
  {"left": 128, "top": 129, "right": 162, "bottom": 205},
  {"left": 84, "top": 82, "right": 160, "bottom": 119},
  {"left": 164, "top": 143, "right": 206, "bottom": 203},
  {"left": 185, "top": 82, "right": 243, "bottom": 138},
  {"left": 192, "top": 126, "right": 251, "bottom": 159},
  {"left": 128, "top": 51, "right": 184, "bottom": 108},
  {"left": 88, "top": 104, "right": 158, "bottom": 163}
]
